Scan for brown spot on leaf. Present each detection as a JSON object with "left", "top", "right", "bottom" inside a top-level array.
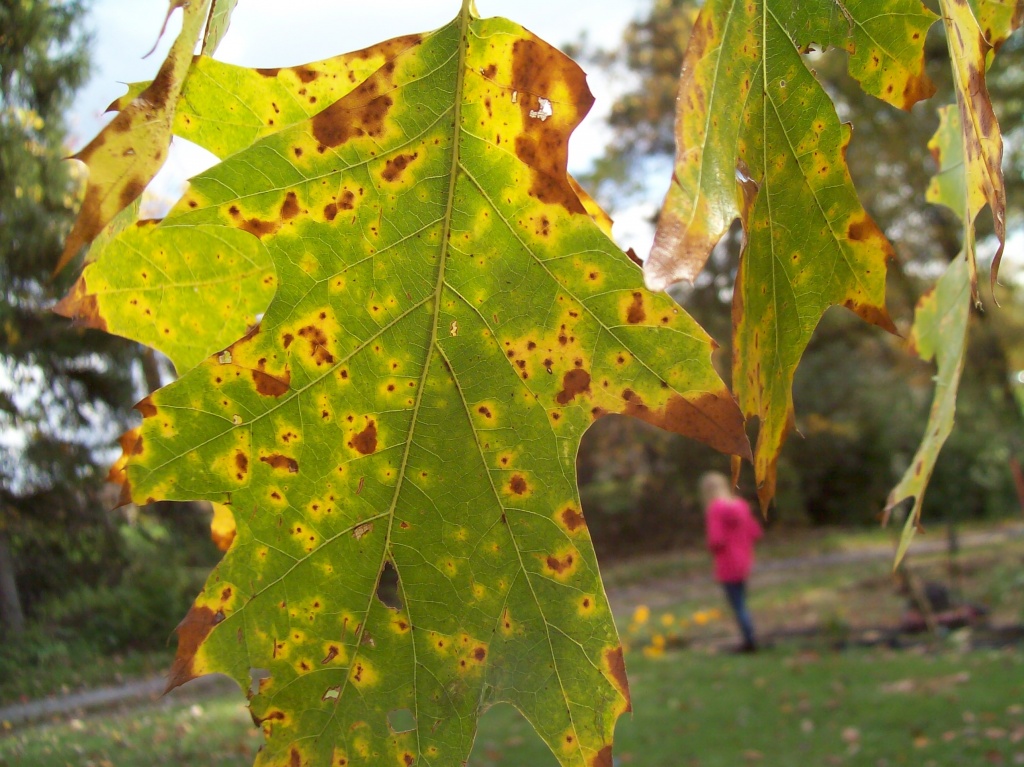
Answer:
[
  {"left": 350, "top": 420, "right": 378, "bottom": 455},
  {"left": 592, "top": 746, "right": 613, "bottom": 767},
  {"left": 620, "top": 390, "right": 750, "bottom": 460},
  {"left": 899, "top": 71, "right": 936, "bottom": 110},
  {"left": 280, "top": 191, "right": 300, "bottom": 220},
  {"left": 509, "top": 474, "right": 528, "bottom": 494},
  {"left": 298, "top": 325, "right": 335, "bottom": 365},
  {"left": 136, "top": 396, "right": 158, "bottom": 418},
  {"left": 323, "top": 203, "right": 338, "bottom": 221},
  {"left": 119, "top": 178, "right": 146, "bottom": 209},
  {"left": 472, "top": 646, "right": 486, "bottom": 661},
  {"left": 261, "top": 454, "right": 299, "bottom": 473},
  {"left": 604, "top": 646, "right": 632, "bottom": 711},
  {"left": 560, "top": 506, "right": 586, "bottom": 532},
  {"left": 556, "top": 369, "right": 591, "bottom": 405},
  {"left": 381, "top": 152, "right": 418, "bottom": 182},
  {"left": 545, "top": 553, "right": 574, "bottom": 574},
  {"left": 252, "top": 368, "right": 291, "bottom": 397},
  {"left": 311, "top": 69, "right": 394, "bottom": 150},
  {"left": 511, "top": 37, "right": 592, "bottom": 214},
  {"left": 626, "top": 292, "right": 646, "bottom": 323},
  {"left": 53, "top": 280, "right": 109, "bottom": 332},
  {"left": 165, "top": 605, "right": 225, "bottom": 693},
  {"left": 293, "top": 66, "right": 319, "bottom": 83},
  {"left": 257, "top": 67, "right": 281, "bottom": 77},
  {"left": 477, "top": 406, "right": 492, "bottom": 418}
]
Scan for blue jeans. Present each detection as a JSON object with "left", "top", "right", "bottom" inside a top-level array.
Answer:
[{"left": 722, "top": 581, "right": 756, "bottom": 647}]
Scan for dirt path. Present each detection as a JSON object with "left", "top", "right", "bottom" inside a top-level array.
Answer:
[
  {"left": 605, "top": 524, "right": 1024, "bottom": 614},
  {"left": 3, "top": 524, "right": 1021, "bottom": 727}
]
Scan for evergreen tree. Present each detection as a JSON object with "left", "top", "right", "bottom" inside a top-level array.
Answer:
[{"left": 0, "top": 0, "right": 139, "bottom": 634}]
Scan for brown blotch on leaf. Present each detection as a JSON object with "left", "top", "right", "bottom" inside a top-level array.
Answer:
[
  {"left": 477, "top": 406, "right": 492, "bottom": 418},
  {"left": 545, "top": 553, "right": 574, "bottom": 574},
  {"left": 136, "top": 396, "right": 158, "bottom": 418},
  {"left": 846, "top": 218, "right": 874, "bottom": 242},
  {"left": 592, "top": 746, "right": 614, "bottom": 767},
  {"left": 298, "top": 325, "right": 335, "bottom": 365},
  {"left": 323, "top": 203, "right": 339, "bottom": 221},
  {"left": 604, "top": 646, "right": 632, "bottom": 712},
  {"left": 256, "top": 67, "right": 281, "bottom": 77},
  {"left": 260, "top": 454, "right": 299, "bottom": 473},
  {"left": 350, "top": 419, "right": 378, "bottom": 455},
  {"left": 619, "top": 390, "right": 750, "bottom": 461},
  {"left": 509, "top": 474, "right": 528, "bottom": 495},
  {"left": 293, "top": 66, "right": 319, "bottom": 83},
  {"left": 560, "top": 506, "right": 586, "bottom": 532},
  {"left": 472, "top": 646, "right": 486, "bottom": 661},
  {"left": 556, "top": 369, "right": 591, "bottom": 405},
  {"left": 626, "top": 292, "right": 646, "bottom": 324},
  {"left": 235, "top": 451, "right": 249, "bottom": 479},
  {"left": 280, "top": 191, "right": 300, "bottom": 220},
  {"left": 119, "top": 178, "right": 146, "bottom": 210},
  {"left": 900, "top": 71, "right": 936, "bottom": 111},
  {"left": 54, "top": 282, "right": 108, "bottom": 332},
  {"left": 511, "top": 37, "right": 593, "bottom": 214},
  {"left": 238, "top": 217, "right": 279, "bottom": 239},
  {"left": 252, "top": 368, "right": 291, "bottom": 398},
  {"left": 381, "top": 152, "right": 418, "bottom": 182},
  {"left": 290, "top": 748, "right": 301, "bottom": 767},
  {"left": 165, "top": 605, "right": 225, "bottom": 693},
  {"left": 311, "top": 67, "right": 395, "bottom": 150}
]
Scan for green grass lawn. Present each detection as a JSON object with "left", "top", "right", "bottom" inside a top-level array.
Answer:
[
  {"left": 3, "top": 645, "right": 1022, "bottom": 767},
  {"left": 3, "top": 526, "right": 1020, "bottom": 765}
]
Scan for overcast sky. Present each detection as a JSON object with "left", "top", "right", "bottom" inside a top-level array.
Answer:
[{"left": 67, "top": 0, "right": 659, "bottom": 246}]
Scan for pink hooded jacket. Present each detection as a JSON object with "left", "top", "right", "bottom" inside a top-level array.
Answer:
[{"left": 705, "top": 496, "right": 763, "bottom": 583}]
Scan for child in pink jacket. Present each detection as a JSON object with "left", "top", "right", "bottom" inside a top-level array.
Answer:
[{"left": 701, "top": 472, "right": 763, "bottom": 652}]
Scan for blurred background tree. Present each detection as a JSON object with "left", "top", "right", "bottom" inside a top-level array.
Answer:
[
  {"left": 0, "top": 0, "right": 212, "bottom": 647},
  {"left": 0, "top": 0, "right": 140, "bottom": 636},
  {"left": 574, "top": 0, "right": 1024, "bottom": 560}
]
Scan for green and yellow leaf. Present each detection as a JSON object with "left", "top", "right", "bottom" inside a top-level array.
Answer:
[
  {"left": 201, "top": 0, "right": 238, "bottom": 56},
  {"left": 648, "top": 0, "right": 928, "bottom": 505},
  {"left": 56, "top": 0, "right": 212, "bottom": 274},
  {"left": 111, "top": 8, "right": 749, "bottom": 767},
  {"left": 886, "top": 255, "right": 971, "bottom": 563},
  {"left": 895, "top": 0, "right": 1021, "bottom": 553},
  {"left": 933, "top": 0, "right": 1021, "bottom": 295},
  {"left": 55, "top": 221, "right": 276, "bottom": 374},
  {"left": 107, "top": 34, "right": 426, "bottom": 161}
]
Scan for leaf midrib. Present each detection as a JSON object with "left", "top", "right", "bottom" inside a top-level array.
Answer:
[{"left": 310, "top": 5, "right": 473, "bottom": 750}]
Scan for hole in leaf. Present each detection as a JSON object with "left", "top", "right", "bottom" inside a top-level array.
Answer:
[
  {"left": 388, "top": 708, "right": 416, "bottom": 733},
  {"left": 376, "top": 560, "right": 402, "bottom": 610},
  {"left": 249, "top": 667, "right": 271, "bottom": 696}
]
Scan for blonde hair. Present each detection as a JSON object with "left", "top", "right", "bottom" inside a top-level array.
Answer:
[{"left": 699, "top": 471, "right": 732, "bottom": 506}]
